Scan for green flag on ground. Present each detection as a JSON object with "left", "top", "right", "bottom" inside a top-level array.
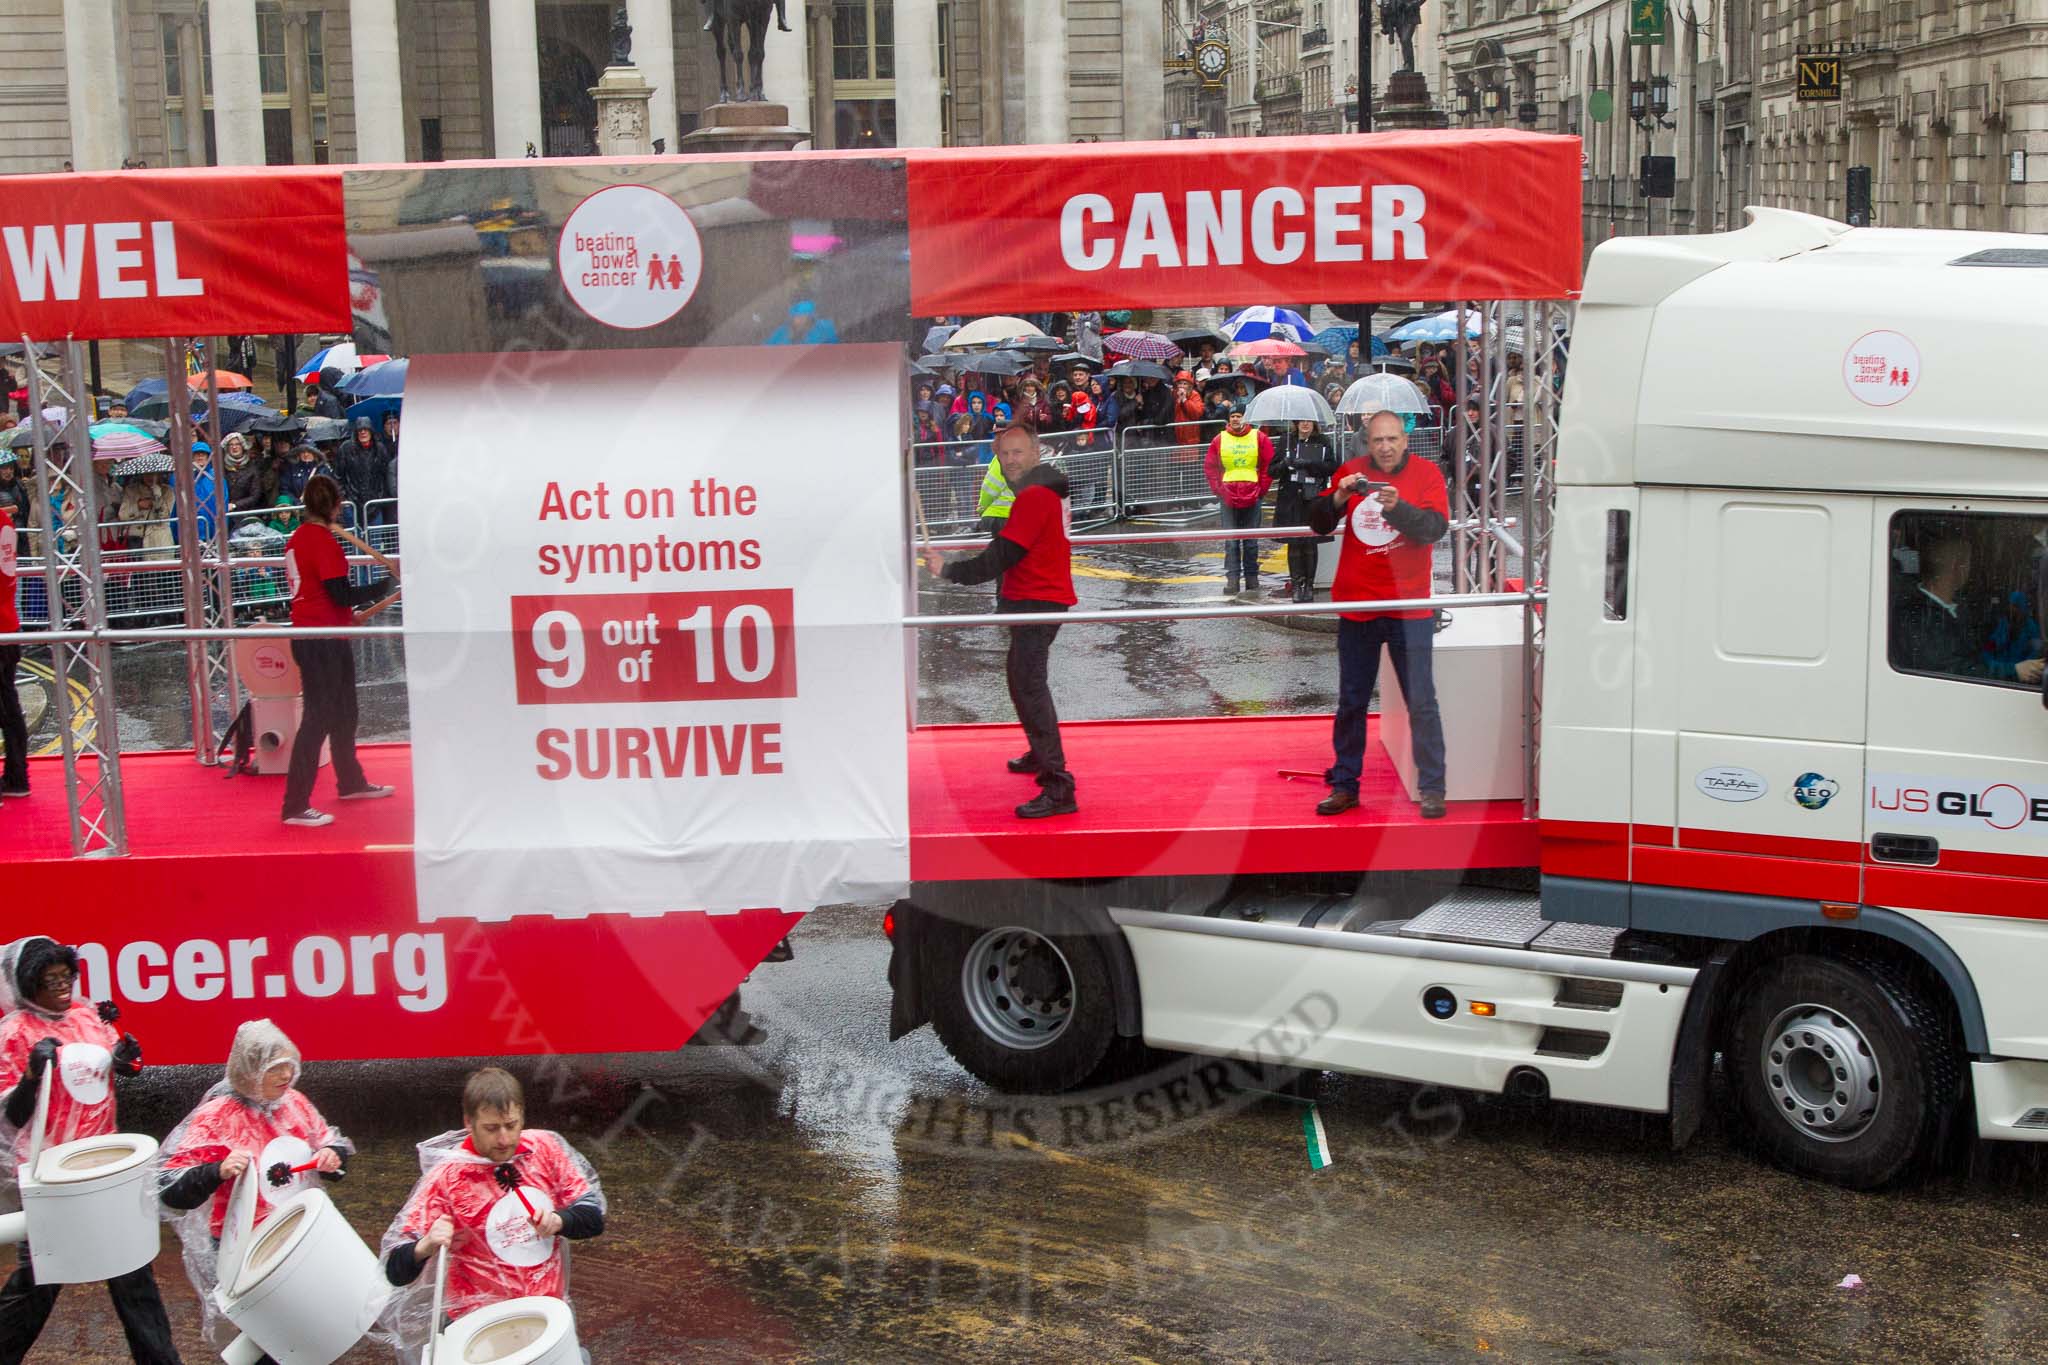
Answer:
[{"left": 1302, "top": 1102, "right": 1332, "bottom": 1170}]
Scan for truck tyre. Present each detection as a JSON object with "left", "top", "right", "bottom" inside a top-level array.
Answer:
[
  {"left": 1728, "top": 953, "right": 1960, "bottom": 1189},
  {"left": 924, "top": 918, "right": 1121, "bottom": 1093}
]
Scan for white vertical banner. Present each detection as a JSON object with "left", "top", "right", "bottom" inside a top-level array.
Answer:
[{"left": 400, "top": 344, "right": 910, "bottom": 920}]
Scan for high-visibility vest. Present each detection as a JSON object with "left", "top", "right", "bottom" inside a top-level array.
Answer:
[
  {"left": 977, "top": 458, "right": 1015, "bottom": 520},
  {"left": 1218, "top": 429, "right": 1262, "bottom": 483}
]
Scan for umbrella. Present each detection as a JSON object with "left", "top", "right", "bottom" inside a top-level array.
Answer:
[
  {"left": 0, "top": 342, "right": 56, "bottom": 360},
  {"left": 1388, "top": 310, "right": 1488, "bottom": 344},
  {"left": 920, "top": 323, "right": 959, "bottom": 354},
  {"left": 219, "top": 390, "right": 271, "bottom": 407},
  {"left": 338, "top": 358, "right": 408, "bottom": 397},
  {"left": 292, "top": 343, "right": 390, "bottom": 380},
  {"left": 1245, "top": 386, "right": 1337, "bottom": 427},
  {"left": 1370, "top": 356, "right": 1419, "bottom": 374},
  {"left": 89, "top": 423, "right": 166, "bottom": 461},
  {"left": 1200, "top": 372, "right": 1269, "bottom": 394},
  {"left": 1167, "top": 328, "right": 1229, "bottom": 350},
  {"left": 1338, "top": 373, "right": 1431, "bottom": 417},
  {"left": 188, "top": 370, "right": 254, "bottom": 391},
  {"left": 247, "top": 413, "right": 307, "bottom": 436},
  {"left": 1221, "top": 306, "right": 1313, "bottom": 343},
  {"left": 1010, "top": 335, "right": 1065, "bottom": 353},
  {"left": 344, "top": 395, "right": 402, "bottom": 427},
  {"left": 110, "top": 451, "right": 174, "bottom": 478},
  {"left": 1103, "top": 330, "right": 1183, "bottom": 363},
  {"left": 955, "top": 351, "right": 1031, "bottom": 376},
  {"left": 943, "top": 315, "right": 1048, "bottom": 350},
  {"left": 1050, "top": 352, "right": 1101, "bottom": 374},
  {"left": 1102, "top": 360, "right": 1177, "bottom": 382},
  {"left": 1227, "top": 338, "right": 1307, "bottom": 359},
  {"left": 122, "top": 377, "right": 169, "bottom": 411},
  {"left": 304, "top": 417, "right": 348, "bottom": 443},
  {"left": 4, "top": 428, "right": 37, "bottom": 451}
]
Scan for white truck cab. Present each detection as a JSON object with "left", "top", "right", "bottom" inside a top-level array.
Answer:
[{"left": 890, "top": 209, "right": 2048, "bottom": 1189}]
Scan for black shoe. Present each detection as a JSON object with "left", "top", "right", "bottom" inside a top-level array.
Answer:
[
  {"left": 1293, "top": 581, "right": 1314, "bottom": 603},
  {"left": 1226, "top": 578, "right": 1241, "bottom": 596},
  {"left": 0, "top": 784, "right": 26, "bottom": 797},
  {"left": 1419, "top": 794, "right": 1447, "bottom": 819},
  {"left": 1016, "top": 792, "right": 1078, "bottom": 819},
  {"left": 1006, "top": 752, "right": 1043, "bottom": 775},
  {"left": 1316, "top": 788, "right": 1359, "bottom": 817}
]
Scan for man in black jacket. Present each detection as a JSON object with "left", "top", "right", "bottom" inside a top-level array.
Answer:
[
  {"left": 923, "top": 423, "right": 1079, "bottom": 818},
  {"left": 1895, "top": 533, "right": 2045, "bottom": 685}
]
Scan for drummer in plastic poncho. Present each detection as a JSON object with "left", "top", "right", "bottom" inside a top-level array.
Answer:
[
  {"left": 380, "top": 1067, "right": 606, "bottom": 1350},
  {"left": 0, "top": 936, "right": 178, "bottom": 1364},
  {"left": 157, "top": 1020, "right": 356, "bottom": 1361}
]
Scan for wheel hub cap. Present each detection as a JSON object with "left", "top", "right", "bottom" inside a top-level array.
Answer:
[
  {"left": 1762, "top": 1003, "right": 1882, "bottom": 1143},
  {"left": 960, "top": 927, "right": 1075, "bottom": 1052}
]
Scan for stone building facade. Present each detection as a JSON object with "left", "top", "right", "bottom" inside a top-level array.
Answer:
[
  {"left": 1431, "top": 0, "right": 2048, "bottom": 250},
  {"left": 7, "top": 0, "right": 1167, "bottom": 175}
]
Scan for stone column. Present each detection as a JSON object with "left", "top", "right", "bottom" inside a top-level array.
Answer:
[
  {"left": 208, "top": 0, "right": 266, "bottom": 166},
  {"left": 62, "top": 0, "right": 129, "bottom": 170},
  {"left": 1119, "top": 0, "right": 1165, "bottom": 141},
  {"left": 894, "top": 0, "right": 942, "bottom": 147},
  {"left": 1020, "top": 0, "right": 1069, "bottom": 145},
  {"left": 285, "top": 16, "right": 315, "bottom": 163},
  {"left": 488, "top": 0, "right": 543, "bottom": 158},
  {"left": 760, "top": 0, "right": 810, "bottom": 133},
  {"left": 177, "top": 20, "right": 208, "bottom": 165},
  {"left": 350, "top": 0, "right": 407, "bottom": 163},
  {"left": 809, "top": 5, "right": 835, "bottom": 148},
  {"left": 624, "top": 0, "right": 679, "bottom": 151}
]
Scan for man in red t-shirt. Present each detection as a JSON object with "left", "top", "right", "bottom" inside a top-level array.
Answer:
[
  {"left": 1309, "top": 410, "right": 1451, "bottom": 819},
  {"left": 0, "top": 507, "right": 25, "bottom": 798},
  {"left": 923, "top": 423, "right": 1078, "bottom": 818}
]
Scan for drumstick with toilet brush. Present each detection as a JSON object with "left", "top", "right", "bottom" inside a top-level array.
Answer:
[{"left": 493, "top": 1162, "right": 541, "bottom": 1223}]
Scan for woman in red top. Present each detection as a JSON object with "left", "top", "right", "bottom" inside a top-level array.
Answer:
[{"left": 281, "top": 474, "right": 395, "bottom": 827}]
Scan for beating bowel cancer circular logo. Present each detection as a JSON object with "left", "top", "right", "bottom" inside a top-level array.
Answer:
[
  {"left": 1842, "top": 329, "right": 1920, "bottom": 407},
  {"left": 557, "top": 185, "right": 703, "bottom": 330}
]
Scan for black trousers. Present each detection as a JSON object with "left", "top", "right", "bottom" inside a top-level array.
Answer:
[
  {"left": 0, "top": 1255, "right": 181, "bottom": 1364},
  {"left": 1000, "top": 598, "right": 1072, "bottom": 802},
  {"left": 282, "top": 638, "right": 369, "bottom": 816},
  {"left": 1273, "top": 488, "right": 1321, "bottom": 587},
  {"left": 0, "top": 645, "right": 26, "bottom": 791}
]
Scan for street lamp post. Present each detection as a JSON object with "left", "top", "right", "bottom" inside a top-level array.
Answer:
[{"left": 1358, "top": 0, "right": 1374, "bottom": 133}]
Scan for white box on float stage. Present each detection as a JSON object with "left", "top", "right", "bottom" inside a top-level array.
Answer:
[{"left": 1376, "top": 603, "right": 1527, "bottom": 803}]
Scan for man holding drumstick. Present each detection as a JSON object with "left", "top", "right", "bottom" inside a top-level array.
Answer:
[{"left": 280, "top": 474, "right": 400, "bottom": 828}]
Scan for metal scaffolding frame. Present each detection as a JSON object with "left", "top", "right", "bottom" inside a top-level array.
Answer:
[
  {"left": 23, "top": 340, "right": 126, "bottom": 856},
  {"left": 162, "top": 340, "right": 242, "bottom": 767}
]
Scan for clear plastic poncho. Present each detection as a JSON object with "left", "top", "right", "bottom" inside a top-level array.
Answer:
[
  {"left": 0, "top": 936, "right": 122, "bottom": 1186},
  {"left": 157, "top": 1019, "right": 362, "bottom": 1353},
  {"left": 378, "top": 1127, "right": 606, "bottom": 1359}
]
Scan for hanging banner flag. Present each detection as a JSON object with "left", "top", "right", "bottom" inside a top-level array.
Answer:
[
  {"left": 1629, "top": 0, "right": 1668, "bottom": 44},
  {"left": 0, "top": 168, "right": 349, "bottom": 340},
  {"left": 400, "top": 343, "right": 912, "bottom": 922},
  {"left": 907, "top": 130, "right": 1584, "bottom": 314}
]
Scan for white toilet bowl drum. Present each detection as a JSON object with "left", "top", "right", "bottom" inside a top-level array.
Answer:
[
  {"left": 441, "top": 1296, "right": 578, "bottom": 1365},
  {"left": 20, "top": 1133, "right": 159, "bottom": 1284}
]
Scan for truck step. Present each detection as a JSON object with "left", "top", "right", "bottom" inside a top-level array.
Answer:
[{"left": 1396, "top": 887, "right": 1624, "bottom": 957}]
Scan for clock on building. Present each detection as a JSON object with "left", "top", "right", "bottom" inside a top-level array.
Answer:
[{"left": 1196, "top": 38, "right": 1230, "bottom": 87}]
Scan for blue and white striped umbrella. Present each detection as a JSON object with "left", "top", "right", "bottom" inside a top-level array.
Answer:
[{"left": 1221, "top": 306, "right": 1313, "bottom": 343}]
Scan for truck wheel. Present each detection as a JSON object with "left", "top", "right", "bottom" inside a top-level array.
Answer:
[
  {"left": 1728, "top": 954, "right": 1960, "bottom": 1189},
  {"left": 925, "top": 920, "right": 1120, "bottom": 1093}
]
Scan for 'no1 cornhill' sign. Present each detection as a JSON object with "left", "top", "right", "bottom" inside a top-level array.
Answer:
[{"left": 1798, "top": 54, "right": 1843, "bottom": 102}]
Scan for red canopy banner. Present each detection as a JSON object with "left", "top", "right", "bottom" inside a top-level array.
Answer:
[
  {"left": 0, "top": 167, "right": 349, "bottom": 341},
  {"left": 905, "top": 130, "right": 1585, "bottom": 316}
]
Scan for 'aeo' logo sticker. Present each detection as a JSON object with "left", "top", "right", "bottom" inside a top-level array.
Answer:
[
  {"left": 557, "top": 185, "right": 704, "bottom": 330},
  {"left": 484, "top": 1186, "right": 556, "bottom": 1267},
  {"left": 1350, "top": 495, "right": 1399, "bottom": 548},
  {"left": 1843, "top": 330, "right": 1920, "bottom": 407},
  {"left": 57, "top": 1042, "right": 111, "bottom": 1106}
]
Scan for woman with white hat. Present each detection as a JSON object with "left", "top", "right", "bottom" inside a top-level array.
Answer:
[{"left": 158, "top": 1020, "right": 356, "bottom": 1361}]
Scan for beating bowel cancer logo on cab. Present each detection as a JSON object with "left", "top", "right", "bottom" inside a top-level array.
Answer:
[
  {"left": 1792, "top": 772, "right": 1839, "bottom": 811},
  {"left": 557, "top": 185, "right": 704, "bottom": 330}
]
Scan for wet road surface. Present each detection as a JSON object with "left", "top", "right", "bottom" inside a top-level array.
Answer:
[{"left": 43, "top": 909, "right": 2048, "bottom": 1364}]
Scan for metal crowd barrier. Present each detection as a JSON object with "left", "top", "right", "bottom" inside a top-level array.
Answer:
[{"left": 911, "top": 427, "right": 1117, "bottom": 537}]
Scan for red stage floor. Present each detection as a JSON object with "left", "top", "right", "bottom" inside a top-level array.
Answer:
[{"left": 8, "top": 717, "right": 1537, "bottom": 881}]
